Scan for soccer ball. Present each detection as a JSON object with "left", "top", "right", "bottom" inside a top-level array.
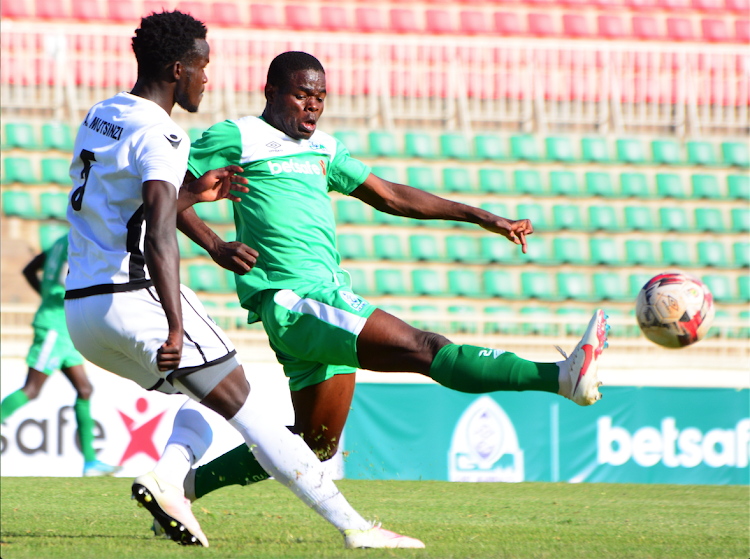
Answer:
[{"left": 635, "top": 272, "right": 715, "bottom": 348}]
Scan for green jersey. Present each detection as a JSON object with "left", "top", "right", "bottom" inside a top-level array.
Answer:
[
  {"left": 188, "top": 116, "right": 371, "bottom": 318},
  {"left": 32, "top": 234, "right": 69, "bottom": 331}
]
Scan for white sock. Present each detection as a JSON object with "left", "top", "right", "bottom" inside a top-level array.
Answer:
[
  {"left": 227, "top": 397, "right": 371, "bottom": 533},
  {"left": 152, "top": 443, "right": 192, "bottom": 489}
]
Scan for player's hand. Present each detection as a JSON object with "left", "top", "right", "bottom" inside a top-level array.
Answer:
[
  {"left": 157, "top": 332, "right": 183, "bottom": 371},
  {"left": 480, "top": 217, "right": 534, "bottom": 254},
  {"left": 188, "top": 166, "right": 249, "bottom": 204},
  {"left": 211, "top": 241, "right": 258, "bottom": 275}
]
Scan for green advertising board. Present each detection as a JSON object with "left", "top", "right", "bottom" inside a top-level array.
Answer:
[{"left": 342, "top": 385, "right": 749, "bottom": 485}]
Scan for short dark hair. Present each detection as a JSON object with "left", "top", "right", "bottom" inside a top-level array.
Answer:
[
  {"left": 132, "top": 10, "right": 207, "bottom": 80},
  {"left": 267, "top": 52, "right": 325, "bottom": 91}
]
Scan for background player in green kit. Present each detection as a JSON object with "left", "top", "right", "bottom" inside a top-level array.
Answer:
[
  {"left": 1, "top": 234, "right": 121, "bottom": 477},
  {"left": 173, "top": 51, "right": 609, "bottom": 502}
]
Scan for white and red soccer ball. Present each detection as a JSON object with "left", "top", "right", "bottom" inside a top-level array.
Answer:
[{"left": 635, "top": 271, "right": 715, "bottom": 348}]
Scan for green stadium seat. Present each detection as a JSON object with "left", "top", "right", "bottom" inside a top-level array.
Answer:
[
  {"left": 440, "top": 133, "right": 471, "bottom": 160},
  {"left": 625, "top": 239, "right": 657, "bottom": 265},
  {"left": 702, "top": 275, "right": 732, "bottom": 302},
  {"left": 374, "top": 269, "right": 406, "bottom": 295},
  {"left": 549, "top": 171, "right": 579, "bottom": 197},
  {"left": 521, "top": 272, "right": 555, "bottom": 300},
  {"left": 371, "top": 165, "right": 399, "bottom": 183},
  {"left": 557, "top": 307, "right": 589, "bottom": 336},
  {"left": 686, "top": 141, "right": 717, "bottom": 166},
  {"left": 373, "top": 234, "right": 404, "bottom": 260},
  {"left": 516, "top": 203, "right": 548, "bottom": 230},
  {"left": 694, "top": 208, "right": 724, "bottom": 233},
  {"left": 404, "top": 132, "right": 435, "bottom": 159},
  {"left": 593, "top": 272, "right": 624, "bottom": 300},
  {"left": 474, "top": 135, "right": 505, "bottom": 160},
  {"left": 520, "top": 306, "right": 554, "bottom": 336},
  {"left": 661, "top": 240, "right": 692, "bottom": 267},
  {"left": 4, "top": 123, "right": 38, "bottom": 149},
  {"left": 188, "top": 127, "right": 207, "bottom": 143},
  {"left": 480, "top": 202, "right": 509, "bottom": 219},
  {"left": 442, "top": 168, "right": 472, "bottom": 192},
  {"left": 514, "top": 170, "right": 544, "bottom": 194},
  {"left": 406, "top": 166, "right": 438, "bottom": 192},
  {"left": 410, "top": 305, "right": 441, "bottom": 332},
  {"left": 448, "top": 270, "right": 482, "bottom": 297},
  {"left": 409, "top": 234, "right": 440, "bottom": 261},
  {"left": 510, "top": 135, "right": 539, "bottom": 161},
  {"left": 484, "top": 306, "right": 516, "bottom": 335},
  {"left": 620, "top": 173, "right": 650, "bottom": 198},
  {"left": 177, "top": 233, "right": 207, "bottom": 258},
  {"left": 545, "top": 136, "right": 575, "bottom": 162},
  {"left": 628, "top": 273, "right": 652, "bottom": 298},
  {"left": 368, "top": 131, "right": 399, "bottom": 157},
  {"left": 658, "top": 207, "right": 689, "bottom": 232},
  {"left": 721, "top": 142, "right": 749, "bottom": 168},
  {"left": 194, "top": 200, "right": 231, "bottom": 223},
  {"left": 333, "top": 131, "right": 365, "bottom": 156},
  {"left": 2, "top": 191, "right": 39, "bottom": 218},
  {"left": 727, "top": 175, "right": 749, "bottom": 199},
  {"left": 38, "top": 223, "right": 70, "bottom": 252},
  {"left": 445, "top": 235, "right": 479, "bottom": 262},
  {"left": 697, "top": 241, "right": 728, "bottom": 267},
  {"left": 624, "top": 206, "right": 655, "bottom": 231},
  {"left": 731, "top": 208, "right": 750, "bottom": 233},
  {"left": 39, "top": 192, "right": 68, "bottom": 219},
  {"left": 552, "top": 204, "right": 583, "bottom": 230},
  {"left": 581, "top": 137, "right": 609, "bottom": 163},
  {"left": 739, "top": 276, "right": 750, "bottom": 302},
  {"left": 412, "top": 269, "right": 444, "bottom": 296},
  {"left": 224, "top": 268, "right": 236, "bottom": 292},
  {"left": 651, "top": 140, "right": 682, "bottom": 165},
  {"left": 347, "top": 268, "right": 370, "bottom": 294},
  {"left": 480, "top": 237, "right": 514, "bottom": 263},
  {"left": 335, "top": 199, "right": 370, "bottom": 224},
  {"left": 616, "top": 138, "right": 646, "bottom": 164},
  {"left": 41, "top": 123, "right": 74, "bottom": 151},
  {"left": 553, "top": 237, "right": 585, "bottom": 264},
  {"left": 373, "top": 210, "right": 410, "bottom": 227},
  {"left": 41, "top": 158, "right": 71, "bottom": 185},
  {"left": 656, "top": 173, "right": 685, "bottom": 198},
  {"left": 588, "top": 205, "right": 619, "bottom": 231},
  {"left": 590, "top": 238, "right": 620, "bottom": 265},
  {"left": 3, "top": 157, "right": 37, "bottom": 184},
  {"left": 478, "top": 169, "right": 509, "bottom": 194},
  {"left": 585, "top": 172, "right": 615, "bottom": 197},
  {"left": 187, "top": 265, "right": 228, "bottom": 293},
  {"left": 691, "top": 174, "right": 721, "bottom": 199},
  {"left": 483, "top": 270, "right": 518, "bottom": 299},
  {"left": 337, "top": 233, "right": 367, "bottom": 260},
  {"left": 733, "top": 242, "right": 750, "bottom": 268},
  {"left": 448, "top": 305, "right": 478, "bottom": 334},
  {"left": 556, "top": 272, "right": 590, "bottom": 300},
  {"left": 516, "top": 237, "right": 553, "bottom": 264}
]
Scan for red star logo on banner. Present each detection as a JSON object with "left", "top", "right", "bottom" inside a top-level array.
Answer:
[{"left": 117, "top": 399, "right": 166, "bottom": 465}]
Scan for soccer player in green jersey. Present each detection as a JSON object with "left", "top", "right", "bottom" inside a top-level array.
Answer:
[
  {"left": 174, "top": 51, "right": 610, "bottom": 501},
  {"left": 1, "top": 234, "right": 121, "bottom": 477}
]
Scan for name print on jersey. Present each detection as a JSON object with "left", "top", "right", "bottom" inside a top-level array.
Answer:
[
  {"left": 84, "top": 114, "right": 124, "bottom": 141},
  {"left": 267, "top": 159, "right": 324, "bottom": 176}
]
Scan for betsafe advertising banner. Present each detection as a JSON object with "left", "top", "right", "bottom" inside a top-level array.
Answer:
[{"left": 342, "top": 385, "right": 749, "bottom": 485}]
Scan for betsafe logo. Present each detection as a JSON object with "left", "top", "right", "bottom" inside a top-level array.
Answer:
[
  {"left": 267, "top": 159, "right": 325, "bottom": 176},
  {"left": 598, "top": 417, "right": 750, "bottom": 468}
]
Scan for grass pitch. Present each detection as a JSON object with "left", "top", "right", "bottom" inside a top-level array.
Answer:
[{"left": 0, "top": 478, "right": 747, "bottom": 559}]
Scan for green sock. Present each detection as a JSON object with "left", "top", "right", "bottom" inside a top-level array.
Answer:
[
  {"left": 74, "top": 398, "right": 97, "bottom": 463},
  {"left": 1, "top": 389, "right": 29, "bottom": 423},
  {"left": 194, "top": 443, "right": 271, "bottom": 500},
  {"left": 429, "top": 344, "right": 560, "bottom": 394}
]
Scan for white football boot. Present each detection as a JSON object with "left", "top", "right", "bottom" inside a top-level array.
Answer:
[
  {"left": 344, "top": 524, "right": 425, "bottom": 549},
  {"left": 132, "top": 471, "right": 208, "bottom": 547},
  {"left": 556, "top": 309, "right": 609, "bottom": 406}
]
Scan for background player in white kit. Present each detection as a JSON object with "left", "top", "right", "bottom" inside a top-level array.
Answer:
[{"left": 63, "top": 10, "right": 423, "bottom": 549}]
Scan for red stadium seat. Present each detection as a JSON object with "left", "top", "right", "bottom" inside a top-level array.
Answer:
[
  {"left": 528, "top": 13, "right": 555, "bottom": 36},
  {"left": 355, "top": 8, "right": 385, "bottom": 32},
  {"left": 35, "top": 0, "right": 68, "bottom": 18},
  {"left": 726, "top": 0, "right": 749, "bottom": 12},
  {"left": 598, "top": 15, "right": 627, "bottom": 38},
  {"left": 2, "top": 0, "right": 30, "bottom": 17},
  {"left": 658, "top": 0, "right": 692, "bottom": 9},
  {"left": 142, "top": 1, "right": 170, "bottom": 17},
  {"left": 425, "top": 10, "right": 454, "bottom": 34},
  {"left": 107, "top": 0, "right": 136, "bottom": 21},
  {"left": 460, "top": 11, "right": 489, "bottom": 34},
  {"left": 72, "top": 0, "right": 105, "bottom": 20},
  {"left": 285, "top": 5, "right": 315, "bottom": 30},
  {"left": 210, "top": 2, "right": 240, "bottom": 26},
  {"left": 562, "top": 14, "right": 591, "bottom": 37},
  {"left": 250, "top": 4, "right": 280, "bottom": 28},
  {"left": 390, "top": 9, "right": 419, "bottom": 33},
  {"left": 736, "top": 20, "right": 750, "bottom": 42},
  {"left": 561, "top": 0, "right": 593, "bottom": 6},
  {"left": 701, "top": 18, "right": 730, "bottom": 41},
  {"left": 691, "top": 0, "right": 726, "bottom": 11},
  {"left": 632, "top": 16, "right": 661, "bottom": 38},
  {"left": 177, "top": 2, "right": 209, "bottom": 22},
  {"left": 495, "top": 12, "right": 523, "bottom": 35},
  {"left": 625, "top": 0, "right": 659, "bottom": 8},
  {"left": 320, "top": 7, "right": 349, "bottom": 31},
  {"left": 666, "top": 17, "right": 695, "bottom": 40}
]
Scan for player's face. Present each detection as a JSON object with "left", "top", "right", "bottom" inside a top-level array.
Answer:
[
  {"left": 175, "top": 39, "right": 209, "bottom": 113},
  {"left": 269, "top": 69, "right": 326, "bottom": 140}
]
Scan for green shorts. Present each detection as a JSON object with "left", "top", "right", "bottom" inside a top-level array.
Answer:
[
  {"left": 257, "top": 283, "right": 377, "bottom": 391},
  {"left": 26, "top": 326, "right": 84, "bottom": 375}
]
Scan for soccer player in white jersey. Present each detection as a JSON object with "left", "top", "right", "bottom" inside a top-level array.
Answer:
[
  {"left": 64, "top": 12, "right": 423, "bottom": 549},
  {"left": 171, "top": 51, "right": 610, "bottom": 503}
]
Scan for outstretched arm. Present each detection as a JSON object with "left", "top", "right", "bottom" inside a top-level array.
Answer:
[
  {"left": 349, "top": 173, "right": 533, "bottom": 253},
  {"left": 22, "top": 252, "right": 46, "bottom": 294}
]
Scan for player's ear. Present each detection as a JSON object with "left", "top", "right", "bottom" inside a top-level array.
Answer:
[
  {"left": 167, "top": 60, "right": 182, "bottom": 83},
  {"left": 264, "top": 82, "right": 277, "bottom": 103}
]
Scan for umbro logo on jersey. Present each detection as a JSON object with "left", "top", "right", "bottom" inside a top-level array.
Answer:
[
  {"left": 266, "top": 141, "right": 281, "bottom": 150},
  {"left": 164, "top": 134, "right": 182, "bottom": 149},
  {"left": 267, "top": 159, "right": 324, "bottom": 176}
]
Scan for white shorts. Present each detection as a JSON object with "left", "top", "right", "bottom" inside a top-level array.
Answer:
[{"left": 65, "top": 284, "right": 239, "bottom": 396}]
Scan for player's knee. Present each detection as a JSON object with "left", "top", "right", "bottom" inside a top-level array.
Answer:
[
  {"left": 76, "top": 383, "right": 93, "bottom": 400},
  {"left": 305, "top": 434, "right": 340, "bottom": 461},
  {"left": 23, "top": 386, "right": 41, "bottom": 400}
]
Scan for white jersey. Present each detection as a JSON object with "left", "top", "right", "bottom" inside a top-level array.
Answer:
[{"left": 65, "top": 92, "right": 189, "bottom": 298}]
